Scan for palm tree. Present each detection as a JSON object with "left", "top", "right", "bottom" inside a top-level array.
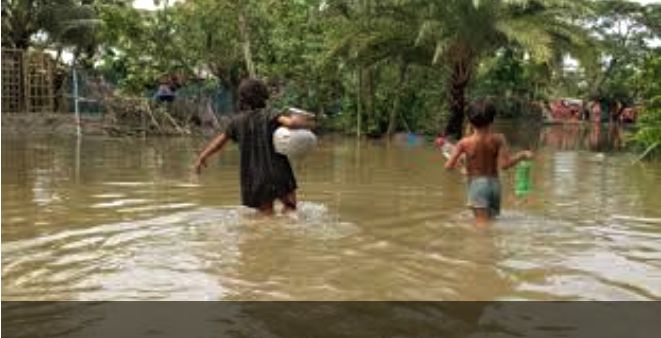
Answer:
[
  {"left": 2, "top": 0, "right": 113, "bottom": 54},
  {"left": 323, "top": 0, "right": 434, "bottom": 136},
  {"left": 416, "top": 0, "right": 592, "bottom": 140}
]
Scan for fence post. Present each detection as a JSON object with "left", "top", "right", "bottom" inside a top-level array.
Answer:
[
  {"left": 72, "top": 65, "right": 82, "bottom": 136},
  {"left": 75, "top": 131, "right": 81, "bottom": 183}
]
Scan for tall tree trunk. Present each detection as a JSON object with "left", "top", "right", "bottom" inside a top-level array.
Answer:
[
  {"left": 55, "top": 47, "right": 63, "bottom": 63},
  {"left": 388, "top": 62, "right": 408, "bottom": 136},
  {"left": 238, "top": 5, "right": 256, "bottom": 78},
  {"left": 444, "top": 58, "right": 472, "bottom": 141},
  {"left": 365, "top": 66, "right": 374, "bottom": 134},
  {"left": 356, "top": 69, "right": 362, "bottom": 137},
  {"left": 361, "top": 0, "right": 374, "bottom": 135},
  {"left": 590, "top": 58, "right": 618, "bottom": 98}
]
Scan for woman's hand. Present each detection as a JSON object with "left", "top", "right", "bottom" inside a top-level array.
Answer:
[
  {"left": 194, "top": 133, "right": 229, "bottom": 174},
  {"left": 194, "top": 157, "right": 207, "bottom": 175}
]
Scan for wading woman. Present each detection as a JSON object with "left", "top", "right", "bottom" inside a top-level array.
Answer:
[{"left": 194, "top": 79, "right": 312, "bottom": 215}]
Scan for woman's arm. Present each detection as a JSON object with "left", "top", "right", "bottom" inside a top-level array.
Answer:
[
  {"left": 277, "top": 113, "right": 315, "bottom": 129},
  {"left": 194, "top": 133, "right": 229, "bottom": 174}
]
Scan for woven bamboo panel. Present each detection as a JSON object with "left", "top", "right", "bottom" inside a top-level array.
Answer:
[
  {"left": 2, "top": 48, "right": 56, "bottom": 113},
  {"left": 1, "top": 49, "right": 24, "bottom": 113},
  {"left": 24, "top": 52, "right": 55, "bottom": 113}
]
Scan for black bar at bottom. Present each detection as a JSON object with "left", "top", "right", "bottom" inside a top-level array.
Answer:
[{"left": 2, "top": 301, "right": 660, "bottom": 338}]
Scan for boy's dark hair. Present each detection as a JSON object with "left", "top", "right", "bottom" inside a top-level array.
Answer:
[
  {"left": 238, "top": 78, "right": 269, "bottom": 111},
  {"left": 467, "top": 100, "right": 496, "bottom": 128}
]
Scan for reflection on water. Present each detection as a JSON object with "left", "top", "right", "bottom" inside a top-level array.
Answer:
[
  {"left": 2, "top": 124, "right": 661, "bottom": 302},
  {"left": 537, "top": 122, "right": 625, "bottom": 152}
]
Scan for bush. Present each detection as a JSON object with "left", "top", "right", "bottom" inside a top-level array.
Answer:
[
  {"left": 631, "top": 56, "right": 661, "bottom": 159},
  {"left": 632, "top": 96, "right": 661, "bottom": 158}
]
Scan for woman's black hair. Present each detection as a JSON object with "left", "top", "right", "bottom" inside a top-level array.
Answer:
[
  {"left": 467, "top": 100, "right": 496, "bottom": 128},
  {"left": 238, "top": 78, "right": 269, "bottom": 111}
]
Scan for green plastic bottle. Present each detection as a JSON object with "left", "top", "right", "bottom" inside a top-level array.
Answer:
[{"left": 515, "top": 160, "right": 532, "bottom": 197}]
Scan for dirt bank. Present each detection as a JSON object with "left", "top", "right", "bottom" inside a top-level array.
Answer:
[
  {"left": 1, "top": 113, "right": 222, "bottom": 137},
  {"left": 1, "top": 113, "right": 109, "bottom": 136}
]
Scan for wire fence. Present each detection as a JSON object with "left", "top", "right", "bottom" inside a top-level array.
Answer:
[
  {"left": 54, "top": 67, "right": 236, "bottom": 134},
  {"left": 62, "top": 67, "right": 234, "bottom": 121}
]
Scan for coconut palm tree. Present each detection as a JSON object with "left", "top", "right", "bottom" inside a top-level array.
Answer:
[
  {"left": 1, "top": 0, "right": 115, "bottom": 64},
  {"left": 415, "top": 0, "right": 593, "bottom": 139}
]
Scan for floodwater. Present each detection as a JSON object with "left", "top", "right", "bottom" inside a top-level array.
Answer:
[{"left": 2, "top": 123, "right": 661, "bottom": 301}]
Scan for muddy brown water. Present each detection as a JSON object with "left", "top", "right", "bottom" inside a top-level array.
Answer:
[{"left": 2, "top": 123, "right": 660, "bottom": 301}]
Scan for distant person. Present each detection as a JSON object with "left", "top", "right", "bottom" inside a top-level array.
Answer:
[
  {"left": 620, "top": 107, "right": 637, "bottom": 124},
  {"left": 194, "top": 78, "right": 313, "bottom": 216},
  {"left": 590, "top": 99, "right": 602, "bottom": 123},
  {"left": 154, "top": 78, "right": 176, "bottom": 102},
  {"left": 444, "top": 101, "right": 533, "bottom": 226}
]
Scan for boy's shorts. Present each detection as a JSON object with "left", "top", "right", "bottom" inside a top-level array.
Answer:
[{"left": 467, "top": 177, "right": 501, "bottom": 217}]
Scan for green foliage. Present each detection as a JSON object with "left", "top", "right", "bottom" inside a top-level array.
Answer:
[
  {"left": 632, "top": 54, "right": 661, "bottom": 158},
  {"left": 7, "top": 0, "right": 660, "bottom": 140},
  {"left": 583, "top": 0, "right": 658, "bottom": 104},
  {"left": 1, "top": 0, "right": 130, "bottom": 67},
  {"left": 415, "top": 0, "right": 594, "bottom": 138},
  {"left": 96, "top": 4, "right": 160, "bottom": 93},
  {"left": 471, "top": 48, "right": 553, "bottom": 119}
]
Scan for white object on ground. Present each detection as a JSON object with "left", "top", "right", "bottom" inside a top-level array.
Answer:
[{"left": 273, "top": 127, "right": 317, "bottom": 158}]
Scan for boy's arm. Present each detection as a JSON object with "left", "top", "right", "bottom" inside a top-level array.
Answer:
[
  {"left": 498, "top": 135, "right": 533, "bottom": 170},
  {"left": 444, "top": 141, "right": 465, "bottom": 170},
  {"left": 195, "top": 133, "right": 229, "bottom": 174}
]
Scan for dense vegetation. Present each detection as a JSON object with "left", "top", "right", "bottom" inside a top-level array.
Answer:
[
  {"left": 2, "top": 0, "right": 660, "bottom": 148},
  {"left": 632, "top": 54, "right": 661, "bottom": 158}
]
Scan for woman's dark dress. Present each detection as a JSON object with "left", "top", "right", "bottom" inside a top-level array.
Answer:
[{"left": 225, "top": 108, "right": 297, "bottom": 208}]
